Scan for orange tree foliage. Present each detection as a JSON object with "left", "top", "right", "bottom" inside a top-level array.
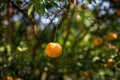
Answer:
[{"left": 0, "top": 0, "right": 120, "bottom": 80}]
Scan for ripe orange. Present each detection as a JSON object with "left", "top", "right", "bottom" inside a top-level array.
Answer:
[
  {"left": 45, "top": 42, "right": 62, "bottom": 58},
  {"left": 106, "top": 32, "right": 118, "bottom": 41},
  {"left": 93, "top": 37, "right": 103, "bottom": 46},
  {"left": 106, "top": 58, "right": 114, "bottom": 68},
  {"left": 81, "top": 3, "right": 88, "bottom": 10},
  {"left": 7, "top": 76, "right": 13, "bottom": 80},
  {"left": 117, "top": 9, "right": 120, "bottom": 16}
]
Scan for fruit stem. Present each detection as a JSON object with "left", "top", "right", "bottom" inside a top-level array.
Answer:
[{"left": 54, "top": 26, "right": 58, "bottom": 43}]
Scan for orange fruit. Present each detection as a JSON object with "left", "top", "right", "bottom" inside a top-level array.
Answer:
[
  {"left": 45, "top": 42, "right": 62, "bottom": 58},
  {"left": 117, "top": 9, "right": 120, "bottom": 16},
  {"left": 106, "top": 32, "right": 118, "bottom": 41},
  {"left": 81, "top": 3, "right": 88, "bottom": 10},
  {"left": 106, "top": 58, "right": 114, "bottom": 68},
  {"left": 7, "top": 76, "right": 13, "bottom": 80},
  {"left": 93, "top": 37, "right": 103, "bottom": 46}
]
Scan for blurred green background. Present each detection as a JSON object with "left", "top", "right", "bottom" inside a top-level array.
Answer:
[{"left": 0, "top": 0, "right": 120, "bottom": 80}]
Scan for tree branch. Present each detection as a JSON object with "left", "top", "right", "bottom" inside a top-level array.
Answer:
[{"left": 9, "top": 0, "right": 33, "bottom": 20}]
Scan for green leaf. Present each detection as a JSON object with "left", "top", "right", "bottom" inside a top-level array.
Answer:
[
  {"left": 33, "top": 0, "right": 41, "bottom": 14},
  {"left": 28, "top": 4, "right": 34, "bottom": 16},
  {"left": 49, "top": 2, "right": 59, "bottom": 7},
  {"left": 39, "top": 3, "right": 45, "bottom": 14}
]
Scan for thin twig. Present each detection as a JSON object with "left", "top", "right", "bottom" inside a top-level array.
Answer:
[{"left": 9, "top": 0, "right": 33, "bottom": 20}]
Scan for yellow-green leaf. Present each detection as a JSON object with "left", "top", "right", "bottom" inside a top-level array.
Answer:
[{"left": 28, "top": 4, "right": 34, "bottom": 16}]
